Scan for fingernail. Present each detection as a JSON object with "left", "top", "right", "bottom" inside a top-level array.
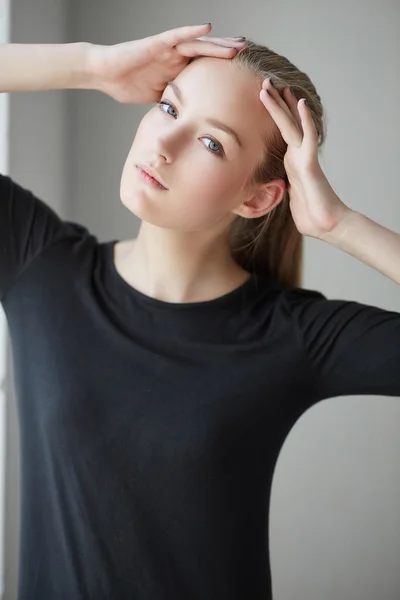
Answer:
[
  {"left": 269, "top": 79, "right": 275, "bottom": 87},
  {"left": 234, "top": 36, "right": 246, "bottom": 40}
]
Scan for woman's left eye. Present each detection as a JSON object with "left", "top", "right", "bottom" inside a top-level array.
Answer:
[
  {"left": 202, "top": 138, "right": 223, "bottom": 156},
  {"left": 157, "top": 100, "right": 225, "bottom": 157}
]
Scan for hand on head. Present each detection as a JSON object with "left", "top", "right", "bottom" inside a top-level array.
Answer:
[{"left": 88, "top": 23, "right": 247, "bottom": 104}]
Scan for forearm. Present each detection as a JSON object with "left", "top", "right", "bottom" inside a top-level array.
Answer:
[
  {"left": 323, "top": 209, "right": 400, "bottom": 285},
  {"left": 0, "top": 42, "right": 94, "bottom": 93}
]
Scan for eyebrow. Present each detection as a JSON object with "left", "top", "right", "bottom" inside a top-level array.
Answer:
[{"left": 166, "top": 82, "right": 243, "bottom": 148}]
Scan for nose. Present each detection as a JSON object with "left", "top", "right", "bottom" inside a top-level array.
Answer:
[
  {"left": 152, "top": 125, "right": 184, "bottom": 163},
  {"left": 151, "top": 136, "right": 172, "bottom": 164}
]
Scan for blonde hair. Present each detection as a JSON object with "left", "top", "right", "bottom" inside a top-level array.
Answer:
[{"left": 228, "top": 41, "right": 327, "bottom": 289}]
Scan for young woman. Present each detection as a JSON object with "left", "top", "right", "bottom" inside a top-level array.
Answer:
[{"left": 1, "top": 23, "right": 399, "bottom": 600}]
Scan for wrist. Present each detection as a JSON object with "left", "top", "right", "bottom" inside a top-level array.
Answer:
[
  {"left": 78, "top": 42, "right": 100, "bottom": 90},
  {"left": 321, "top": 207, "right": 357, "bottom": 248},
  {"left": 85, "top": 43, "right": 110, "bottom": 93}
]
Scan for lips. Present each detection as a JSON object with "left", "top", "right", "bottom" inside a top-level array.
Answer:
[{"left": 136, "top": 164, "right": 168, "bottom": 189}]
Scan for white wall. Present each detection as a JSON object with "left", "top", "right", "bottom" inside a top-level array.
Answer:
[{"left": 3, "top": 0, "right": 400, "bottom": 599}]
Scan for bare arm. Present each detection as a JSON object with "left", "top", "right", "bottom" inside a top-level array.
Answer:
[
  {"left": 0, "top": 27, "right": 246, "bottom": 101},
  {"left": 0, "top": 42, "right": 94, "bottom": 93},
  {"left": 322, "top": 210, "right": 400, "bottom": 286}
]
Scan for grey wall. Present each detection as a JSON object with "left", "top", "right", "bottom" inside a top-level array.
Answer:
[
  {"left": 5, "top": 0, "right": 71, "bottom": 597},
  {"left": 5, "top": 0, "right": 400, "bottom": 599}
]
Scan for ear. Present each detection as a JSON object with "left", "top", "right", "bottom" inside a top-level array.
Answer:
[{"left": 232, "top": 179, "right": 287, "bottom": 219}]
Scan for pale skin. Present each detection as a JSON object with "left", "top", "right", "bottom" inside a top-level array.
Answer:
[
  {"left": 90, "top": 24, "right": 400, "bottom": 302},
  {"left": 260, "top": 83, "right": 400, "bottom": 286}
]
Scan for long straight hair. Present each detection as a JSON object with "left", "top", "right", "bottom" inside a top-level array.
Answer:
[{"left": 228, "top": 42, "right": 327, "bottom": 289}]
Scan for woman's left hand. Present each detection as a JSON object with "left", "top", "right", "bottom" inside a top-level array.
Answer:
[{"left": 260, "top": 80, "right": 351, "bottom": 241}]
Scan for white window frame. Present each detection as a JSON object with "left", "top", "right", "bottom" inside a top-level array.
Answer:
[{"left": 0, "top": 0, "right": 11, "bottom": 596}]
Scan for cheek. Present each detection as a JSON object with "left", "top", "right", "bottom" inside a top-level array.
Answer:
[
  {"left": 129, "top": 120, "right": 150, "bottom": 153},
  {"left": 192, "top": 167, "right": 229, "bottom": 195},
  {"left": 137, "top": 112, "right": 155, "bottom": 137},
  {"left": 173, "top": 169, "right": 244, "bottom": 228},
  {"left": 129, "top": 109, "right": 157, "bottom": 150},
  {"left": 121, "top": 117, "right": 153, "bottom": 181},
  {"left": 185, "top": 160, "right": 246, "bottom": 203}
]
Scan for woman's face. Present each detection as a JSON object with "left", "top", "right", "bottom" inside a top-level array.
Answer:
[{"left": 120, "top": 57, "right": 276, "bottom": 232}]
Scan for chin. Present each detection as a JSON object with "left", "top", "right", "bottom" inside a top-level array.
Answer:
[
  {"left": 120, "top": 190, "right": 147, "bottom": 220},
  {"left": 120, "top": 174, "right": 147, "bottom": 214},
  {"left": 119, "top": 188, "right": 167, "bottom": 228}
]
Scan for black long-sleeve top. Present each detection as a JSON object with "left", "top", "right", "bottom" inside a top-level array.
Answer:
[{"left": 1, "top": 174, "right": 399, "bottom": 600}]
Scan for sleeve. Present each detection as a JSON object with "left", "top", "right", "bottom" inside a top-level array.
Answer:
[
  {"left": 0, "top": 173, "right": 67, "bottom": 302},
  {"left": 283, "top": 287, "right": 400, "bottom": 399}
]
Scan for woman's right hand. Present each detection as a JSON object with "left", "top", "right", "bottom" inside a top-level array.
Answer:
[{"left": 87, "top": 24, "right": 247, "bottom": 105}]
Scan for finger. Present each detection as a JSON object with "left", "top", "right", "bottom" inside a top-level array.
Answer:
[
  {"left": 160, "top": 23, "right": 213, "bottom": 46},
  {"left": 176, "top": 40, "right": 240, "bottom": 58},
  {"left": 298, "top": 98, "right": 319, "bottom": 153},
  {"left": 283, "top": 87, "right": 303, "bottom": 132},
  {"left": 261, "top": 79, "right": 294, "bottom": 123},
  {"left": 260, "top": 88, "right": 303, "bottom": 147},
  {"left": 196, "top": 36, "right": 247, "bottom": 47}
]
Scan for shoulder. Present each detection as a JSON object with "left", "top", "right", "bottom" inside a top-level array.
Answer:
[{"left": 278, "top": 286, "right": 328, "bottom": 318}]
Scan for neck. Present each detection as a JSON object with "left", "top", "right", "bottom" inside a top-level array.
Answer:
[{"left": 121, "top": 221, "right": 250, "bottom": 304}]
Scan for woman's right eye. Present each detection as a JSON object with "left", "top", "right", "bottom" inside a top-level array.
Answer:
[{"left": 157, "top": 100, "right": 177, "bottom": 118}]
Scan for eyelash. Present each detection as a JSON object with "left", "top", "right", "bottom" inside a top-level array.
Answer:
[{"left": 157, "top": 100, "right": 225, "bottom": 158}]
